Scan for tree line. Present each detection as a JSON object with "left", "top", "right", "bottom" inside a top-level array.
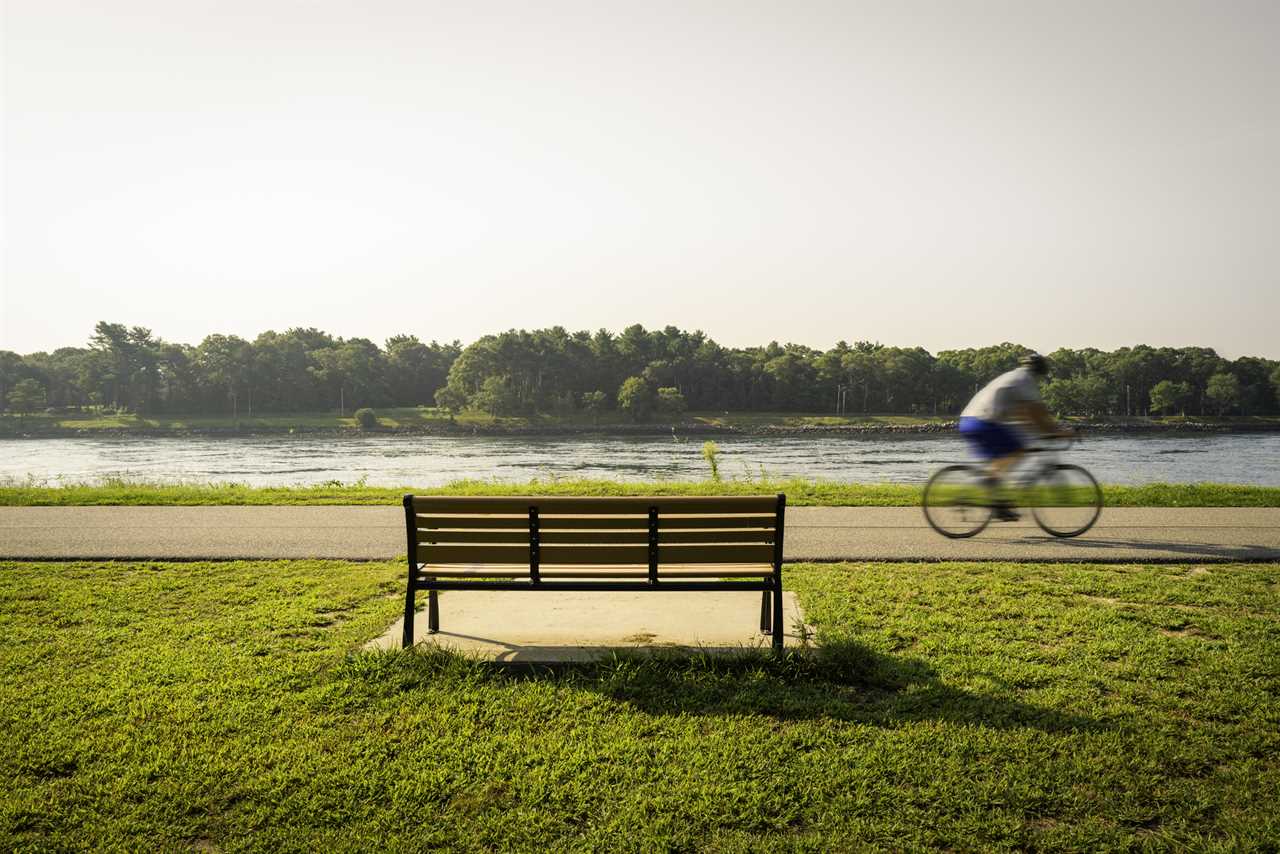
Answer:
[{"left": 2, "top": 322, "right": 1278, "bottom": 419}]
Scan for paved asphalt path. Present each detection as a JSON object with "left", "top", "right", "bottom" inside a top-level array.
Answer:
[{"left": 2, "top": 506, "right": 1278, "bottom": 563}]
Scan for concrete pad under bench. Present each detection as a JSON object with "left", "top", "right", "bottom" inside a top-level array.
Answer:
[{"left": 365, "top": 590, "right": 812, "bottom": 662}]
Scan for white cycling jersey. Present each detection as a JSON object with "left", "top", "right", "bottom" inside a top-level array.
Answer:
[{"left": 961, "top": 366, "right": 1042, "bottom": 423}]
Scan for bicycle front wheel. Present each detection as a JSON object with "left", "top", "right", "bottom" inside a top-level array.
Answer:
[
  {"left": 1028, "top": 464, "right": 1102, "bottom": 538},
  {"left": 922, "top": 465, "right": 992, "bottom": 539}
]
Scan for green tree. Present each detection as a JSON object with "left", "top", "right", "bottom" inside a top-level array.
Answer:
[
  {"left": 332, "top": 339, "right": 388, "bottom": 409},
  {"left": 385, "top": 335, "right": 459, "bottom": 406},
  {"left": 1205, "top": 372, "right": 1241, "bottom": 415},
  {"left": 434, "top": 385, "right": 468, "bottom": 419},
  {"left": 580, "top": 390, "right": 607, "bottom": 424},
  {"left": 656, "top": 387, "right": 687, "bottom": 418},
  {"left": 306, "top": 340, "right": 386, "bottom": 415},
  {"left": 89, "top": 322, "right": 146, "bottom": 411},
  {"left": 1043, "top": 375, "right": 1115, "bottom": 417},
  {"left": 6, "top": 378, "right": 46, "bottom": 414},
  {"left": 1149, "top": 380, "right": 1191, "bottom": 416},
  {"left": 253, "top": 328, "right": 334, "bottom": 412},
  {"left": 197, "top": 334, "right": 253, "bottom": 418},
  {"left": 1231, "top": 357, "right": 1276, "bottom": 415},
  {"left": 617, "top": 376, "right": 654, "bottom": 422},
  {"left": 1174, "top": 347, "right": 1224, "bottom": 415},
  {"left": 841, "top": 343, "right": 882, "bottom": 413},
  {"left": 0, "top": 351, "right": 23, "bottom": 409},
  {"left": 875, "top": 347, "right": 935, "bottom": 414},
  {"left": 761, "top": 346, "right": 818, "bottom": 410},
  {"left": 470, "top": 375, "right": 519, "bottom": 417}
]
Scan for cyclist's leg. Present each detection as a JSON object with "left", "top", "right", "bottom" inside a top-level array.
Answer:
[
  {"left": 988, "top": 448, "right": 1026, "bottom": 479},
  {"left": 985, "top": 450, "right": 1026, "bottom": 520},
  {"left": 958, "top": 418, "right": 1025, "bottom": 520}
]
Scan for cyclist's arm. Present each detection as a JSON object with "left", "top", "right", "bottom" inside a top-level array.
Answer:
[{"left": 1014, "top": 400, "right": 1073, "bottom": 438}]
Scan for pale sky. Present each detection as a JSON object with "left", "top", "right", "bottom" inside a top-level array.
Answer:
[{"left": 3, "top": 0, "right": 1278, "bottom": 358}]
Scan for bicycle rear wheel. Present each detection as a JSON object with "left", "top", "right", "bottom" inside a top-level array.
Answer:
[
  {"left": 1028, "top": 464, "right": 1102, "bottom": 537},
  {"left": 922, "top": 465, "right": 992, "bottom": 538}
]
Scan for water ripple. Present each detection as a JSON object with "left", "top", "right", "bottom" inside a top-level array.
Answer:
[{"left": 0, "top": 433, "right": 1277, "bottom": 487}]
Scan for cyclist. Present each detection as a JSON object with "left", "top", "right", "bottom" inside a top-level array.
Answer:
[{"left": 957, "top": 353, "right": 1074, "bottom": 520}]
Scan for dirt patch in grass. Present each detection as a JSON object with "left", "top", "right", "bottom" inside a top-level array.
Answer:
[{"left": 1159, "top": 623, "right": 1207, "bottom": 638}]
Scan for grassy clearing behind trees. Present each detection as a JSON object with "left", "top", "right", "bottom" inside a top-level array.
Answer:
[
  {"left": 2, "top": 559, "right": 1276, "bottom": 849},
  {"left": 2, "top": 478, "right": 1279, "bottom": 507},
  {"left": 6, "top": 406, "right": 1280, "bottom": 436},
  {"left": 0, "top": 407, "right": 990, "bottom": 435},
  {"left": 0, "top": 406, "right": 955, "bottom": 435}
]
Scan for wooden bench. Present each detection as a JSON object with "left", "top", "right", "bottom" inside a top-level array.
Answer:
[{"left": 401, "top": 494, "right": 787, "bottom": 651}]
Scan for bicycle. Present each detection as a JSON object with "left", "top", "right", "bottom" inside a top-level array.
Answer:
[{"left": 922, "top": 436, "right": 1102, "bottom": 539}]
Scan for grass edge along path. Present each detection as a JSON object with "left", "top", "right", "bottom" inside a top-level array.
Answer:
[
  {"left": 1, "top": 559, "right": 1277, "bottom": 850},
  {"left": 1, "top": 477, "right": 1278, "bottom": 507}
]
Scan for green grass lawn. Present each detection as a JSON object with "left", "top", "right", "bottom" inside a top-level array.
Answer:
[
  {"left": 3, "top": 477, "right": 1279, "bottom": 507},
  {"left": 2, "top": 559, "right": 1277, "bottom": 850}
]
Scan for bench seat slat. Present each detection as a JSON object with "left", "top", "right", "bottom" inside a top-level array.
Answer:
[
  {"left": 420, "top": 544, "right": 644, "bottom": 564},
  {"left": 418, "top": 543, "right": 775, "bottom": 565},
  {"left": 420, "top": 529, "right": 776, "bottom": 545},
  {"left": 412, "top": 496, "right": 778, "bottom": 515},
  {"left": 418, "top": 564, "right": 774, "bottom": 578}
]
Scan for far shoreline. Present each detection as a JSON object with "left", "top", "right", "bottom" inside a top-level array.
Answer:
[{"left": 3, "top": 412, "right": 1280, "bottom": 440}]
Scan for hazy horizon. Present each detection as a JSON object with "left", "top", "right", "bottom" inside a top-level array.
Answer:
[{"left": 4, "top": 1, "right": 1278, "bottom": 359}]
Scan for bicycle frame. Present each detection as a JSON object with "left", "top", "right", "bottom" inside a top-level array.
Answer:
[
  {"left": 978, "top": 435, "right": 1077, "bottom": 486},
  {"left": 1008, "top": 445, "right": 1064, "bottom": 489}
]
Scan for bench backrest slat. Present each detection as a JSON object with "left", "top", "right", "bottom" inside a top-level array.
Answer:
[
  {"left": 408, "top": 494, "right": 783, "bottom": 570},
  {"left": 417, "top": 513, "right": 777, "bottom": 531}
]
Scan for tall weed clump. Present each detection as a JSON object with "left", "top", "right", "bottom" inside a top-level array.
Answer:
[{"left": 702, "top": 441, "right": 721, "bottom": 481}]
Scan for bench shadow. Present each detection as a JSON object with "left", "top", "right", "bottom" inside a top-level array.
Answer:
[
  {"left": 403, "top": 629, "right": 801, "bottom": 662},
  {"left": 385, "top": 639, "right": 1102, "bottom": 734}
]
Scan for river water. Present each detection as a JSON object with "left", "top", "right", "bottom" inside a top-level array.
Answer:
[{"left": 1, "top": 433, "right": 1277, "bottom": 487}]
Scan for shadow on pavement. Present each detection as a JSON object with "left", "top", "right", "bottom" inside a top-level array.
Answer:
[{"left": 1024, "top": 536, "right": 1277, "bottom": 561}]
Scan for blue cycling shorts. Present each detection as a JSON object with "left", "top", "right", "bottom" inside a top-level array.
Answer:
[{"left": 958, "top": 416, "right": 1024, "bottom": 460}]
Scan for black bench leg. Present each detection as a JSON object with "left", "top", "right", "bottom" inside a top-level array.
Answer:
[
  {"left": 771, "top": 576, "right": 784, "bottom": 652},
  {"left": 760, "top": 590, "right": 771, "bottom": 633},
  {"left": 427, "top": 589, "right": 440, "bottom": 633},
  {"left": 402, "top": 582, "right": 416, "bottom": 648}
]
